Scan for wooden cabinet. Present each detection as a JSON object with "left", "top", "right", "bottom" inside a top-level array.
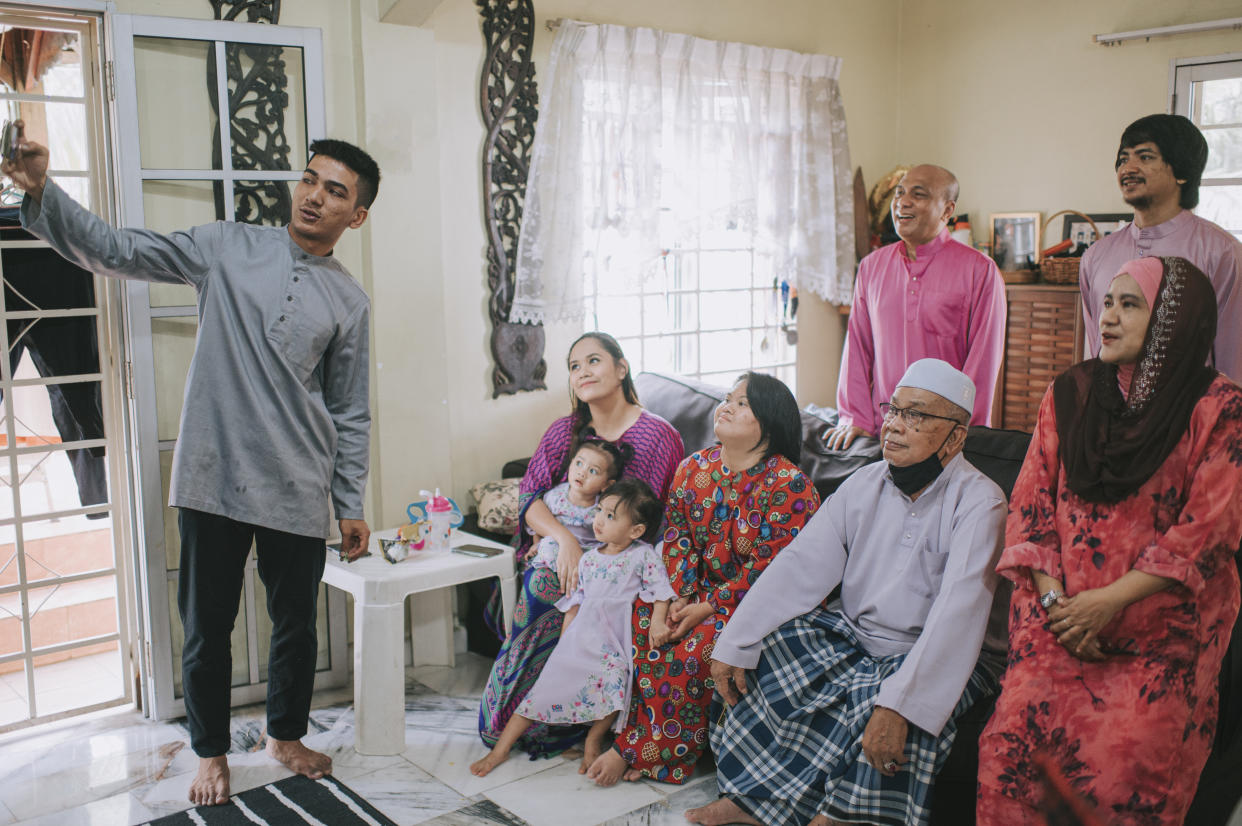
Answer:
[{"left": 991, "top": 283, "right": 1083, "bottom": 432}]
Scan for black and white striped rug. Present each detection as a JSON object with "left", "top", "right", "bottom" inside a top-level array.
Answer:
[{"left": 144, "top": 775, "right": 397, "bottom": 826}]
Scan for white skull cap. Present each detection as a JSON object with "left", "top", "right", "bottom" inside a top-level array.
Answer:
[{"left": 896, "top": 358, "right": 975, "bottom": 414}]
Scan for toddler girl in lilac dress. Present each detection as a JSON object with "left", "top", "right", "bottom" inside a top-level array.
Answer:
[
  {"left": 527, "top": 439, "right": 630, "bottom": 570},
  {"left": 472, "top": 478, "right": 673, "bottom": 777}
]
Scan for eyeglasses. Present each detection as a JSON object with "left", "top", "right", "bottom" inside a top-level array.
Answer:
[{"left": 878, "top": 402, "right": 963, "bottom": 430}]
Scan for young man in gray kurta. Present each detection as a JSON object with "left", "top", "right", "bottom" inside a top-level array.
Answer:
[
  {"left": 687, "top": 359, "right": 1008, "bottom": 826},
  {"left": 2, "top": 126, "right": 378, "bottom": 807}
]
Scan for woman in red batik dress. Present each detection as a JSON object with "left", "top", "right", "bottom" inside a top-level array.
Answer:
[
  {"left": 977, "top": 257, "right": 1242, "bottom": 826},
  {"left": 584, "top": 371, "right": 820, "bottom": 786}
]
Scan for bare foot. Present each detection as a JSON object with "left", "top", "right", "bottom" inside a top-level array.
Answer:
[
  {"left": 580, "top": 738, "right": 603, "bottom": 775},
  {"left": 470, "top": 746, "right": 511, "bottom": 777},
  {"left": 623, "top": 768, "right": 642, "bottom": 782},
  {"left": 188, "top": 755, "right": 230, "bottom": 807},
  {"left": 684, "top": 797, "right": 761, "bottom": 825},
  {"left": 266, "top": 737, "right": 331, "bottom": 779},
  {"left": 586, "top": 749, "right": 629, "bottom": 787}
]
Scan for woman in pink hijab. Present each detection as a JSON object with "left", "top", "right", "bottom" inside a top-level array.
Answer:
[{"left": 976, "top": 257, "right": 1242, "bottom": 824}]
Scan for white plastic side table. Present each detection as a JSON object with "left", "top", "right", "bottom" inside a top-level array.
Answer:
[{"left": 321, "top": 528, "right": 516, "bottom": 755}]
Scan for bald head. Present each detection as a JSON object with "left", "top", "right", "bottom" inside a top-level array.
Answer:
[
  {"left": 892, "top": 164, "right": 960, "bottom": 248},
  {"left": 906, "top": 164, "right": 959, "bottom": 203}
]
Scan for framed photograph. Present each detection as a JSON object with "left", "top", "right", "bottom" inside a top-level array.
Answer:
[
  {"left": 1061, "top": 212, "right": 1133, "bottom": 248},
  {"left": 990, "top": 212, "right": 1041, "bottom": 272}
]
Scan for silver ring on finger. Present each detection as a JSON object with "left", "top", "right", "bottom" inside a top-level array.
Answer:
[{"left": 883, "top": 760, "right": 898, "bottom": 772}]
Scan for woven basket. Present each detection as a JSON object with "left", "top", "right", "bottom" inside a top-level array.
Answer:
[{"left": 1039, "top": 210, "right": 1100, "bottom": 284}]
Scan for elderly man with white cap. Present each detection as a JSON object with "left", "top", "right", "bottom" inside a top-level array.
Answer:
[{"left": 685, "top": 358, "right": 1009, "bottom": 826}]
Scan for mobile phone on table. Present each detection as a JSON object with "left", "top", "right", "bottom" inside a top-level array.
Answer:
[
  {"left": 452, "top": 544, "right": 503, "bottom": 558},
  {"left": 328, "top": 540, "right": 370, "bottom": 563}
]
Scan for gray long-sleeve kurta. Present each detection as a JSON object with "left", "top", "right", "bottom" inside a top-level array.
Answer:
[
  {"left": 22, "top": 180, "right": 370, "bottom": 539},
  {"left": 711, "top": 452, "right": 1008, "bottom": 735}
]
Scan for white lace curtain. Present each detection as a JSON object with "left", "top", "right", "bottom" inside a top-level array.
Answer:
[{"left": 510, "top": 21, "right": 856, "bottom": 326}]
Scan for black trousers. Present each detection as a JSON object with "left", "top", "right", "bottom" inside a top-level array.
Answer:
[{"left": 177, "top": 508, "right": 326, "bottom": 757}]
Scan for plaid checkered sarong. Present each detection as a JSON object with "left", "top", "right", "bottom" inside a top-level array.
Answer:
[{"left": 711, "top": 607, "right": 1001, "bottom": 826}]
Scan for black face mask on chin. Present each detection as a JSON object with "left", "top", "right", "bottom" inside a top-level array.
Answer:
[{"left": 888, "top": 426, "right": 959, "bottom": 497}]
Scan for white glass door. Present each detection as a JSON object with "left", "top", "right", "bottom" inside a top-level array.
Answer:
[
  {"left": 0, "top": 6, "right": 132, "bottom": 734},
  {"left": 109, "top": 14, "right": 345, "bottom": 722}
]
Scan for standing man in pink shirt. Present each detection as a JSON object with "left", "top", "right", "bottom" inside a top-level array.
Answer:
[
  {"left": 825, "top": 165, "right": 1006, "bottom": 450},
  {"left": 1080, "top": 114, "right": 1242, "bottom": 381}
]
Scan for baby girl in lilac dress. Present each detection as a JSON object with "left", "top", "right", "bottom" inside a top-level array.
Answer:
[
  {"left": 527, "top": 439, "right": 630, "bottom": 570},
  {"left": 472, "top": 478, "right": 673, "bottom": 777}
]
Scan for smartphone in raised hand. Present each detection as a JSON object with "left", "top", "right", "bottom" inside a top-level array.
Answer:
[{"left": 1, "top": 120, "right": 19, "bottom": 161}]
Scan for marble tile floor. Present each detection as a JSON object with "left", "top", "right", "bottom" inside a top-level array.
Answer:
[{"left": 0, "top": 652, "right": 724, "bottom": 826}]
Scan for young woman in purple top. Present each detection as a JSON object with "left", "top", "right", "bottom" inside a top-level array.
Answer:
[{"left": 478, "top": 332, "right": 684, "bottom": 757}]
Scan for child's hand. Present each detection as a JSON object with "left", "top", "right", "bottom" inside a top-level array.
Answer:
[{"left": 648, "top": 615, "right": 671, "bottom": 648}]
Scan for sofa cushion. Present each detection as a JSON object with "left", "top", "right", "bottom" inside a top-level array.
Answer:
[
  {"left": 469, "top": 478, "right": 521, "bottom": 535},
  {"left": 799, "top": 407, "right": 884, "bottom": 498},
  {"left": 963, "top": 426, "right": 1032, "bottom": 500},
  {"left": 634, "top": 372, "right": 726, "bottom": 457}
]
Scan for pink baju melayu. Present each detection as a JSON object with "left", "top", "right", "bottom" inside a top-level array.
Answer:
[{"left": 837, "top": 229, "right": 1006, "bottom": 435}]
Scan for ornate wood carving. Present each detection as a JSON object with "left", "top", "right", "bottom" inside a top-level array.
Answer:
[
  {"left": 209, "top": 0, "right": 280, "bottom": 23},
  {"left": 208, "top": 1, "right": 292, "bottom": 226},
  {"left": 477, "top": 0, "right": 546, "bottom": 396}
]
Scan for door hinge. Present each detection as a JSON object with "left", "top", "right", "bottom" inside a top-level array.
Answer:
[
  {"left": 124, "top": 360, "right": 134, "bottom": 400},
  {"left": 105, "top": 60, "right": 115, "bottom": 102}
]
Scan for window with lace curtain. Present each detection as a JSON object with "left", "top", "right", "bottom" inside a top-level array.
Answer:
[
  {"left": 511, "top": 22, "right": 856, "bottom": 387},
  {"left": 583, "top": 205, "right": 800, "bottom": 388}
]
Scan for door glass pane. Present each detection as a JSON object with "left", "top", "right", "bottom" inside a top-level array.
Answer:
[
  {"left": 32, "top": 643, "right": 122, "bottom": 716},
  {"left": 21, "top": 513, "right": 114, "bottom": 585},
  {"left": 142, "top": 180, "right": 214, "bottom": 307},
  {"left": 0, "top": 28, "right": 84, "bottom": 97},
  {"left": 228, "top": 44, "right": 306, "bottom": 172},
  {"left": 0, "top": 523, "right": 14, "bottom": 591},
  {"left": 14, "top": 448, "right": 100, "bottom": 517},
  {"left": 0, "top": 29, "right": 88, "bottom": 199},
  {"left": 10, "top": 381, "right": 103, "bottom": 443},
  {"left": 0, "top": 664, "right": 28, "bottom": 726},
  {"left": 27, "top": 574, "right": 117, "bottom": 649},
  {"left": 3, "top": 246, "right": 97, "bottom": 311},
  {"left": 151, "top": 316, "right": 197, "bottom": 442},
  {"left": 134, "top": 37, "right": 219, "bottom": 171}
]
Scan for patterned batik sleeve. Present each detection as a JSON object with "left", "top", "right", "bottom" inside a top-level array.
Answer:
[
  {"left": 662, "top": 457, "right": 701, "bottom": 601},
  {"left": 1133, "top": 381, "right": 1242, "bottom": 594},
  {"left": 997, "top": 388, "right": 1066, "bottom": 589},
  {"left": 707, "top": 463, "right": 820, "bottom": 619}
]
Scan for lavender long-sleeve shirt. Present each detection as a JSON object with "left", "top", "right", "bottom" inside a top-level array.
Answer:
[
  {"left": 837, "top": 229, "right": 1006, "bottom": 434},
  {"left": 710, "top": 452, "right": 1008, "bottom": 736},
  {"left": 22, "top": 180, "right": 371, "bottom": 538},
  {"left": 1080, "top": 210, "right": 1242, "bottom": 382}
]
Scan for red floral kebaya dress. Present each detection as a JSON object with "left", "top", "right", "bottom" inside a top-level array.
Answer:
[
  {"left": 613, "top": 447, "right": 819, "bottom": 783},
  {"left": 977, "top": 378, "right": 1242, "bottom": 825}
]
